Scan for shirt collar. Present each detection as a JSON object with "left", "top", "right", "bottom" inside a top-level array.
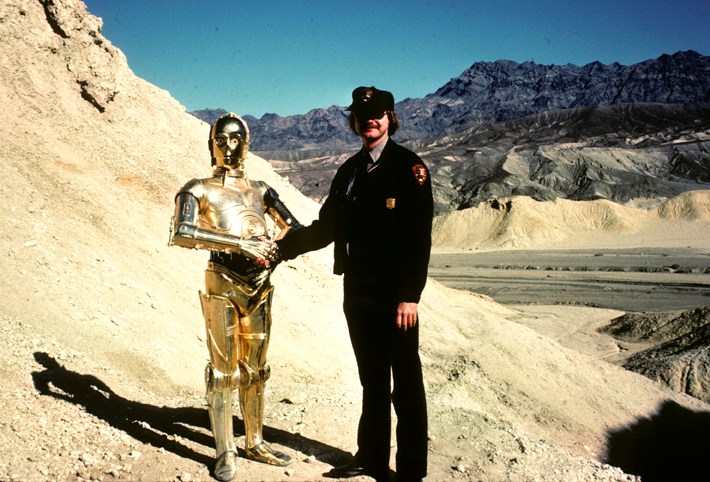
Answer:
[{"left": 367, "top": 135, "right": 388, "bottom": 163}]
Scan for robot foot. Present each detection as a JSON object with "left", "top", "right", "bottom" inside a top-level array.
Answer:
[
  {"left": 245, "top": 442, "right": 292, "bottom": 466},
  {"left": 214, "top": 450, "right": 238, "bottom": 481}
]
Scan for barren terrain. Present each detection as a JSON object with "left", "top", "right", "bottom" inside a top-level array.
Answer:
[
  {"left": 0, "top": 1, "right": 709, "bottom": 481},
  {"left": 429, "top": 247, "right": 710, "bottom": 312}
]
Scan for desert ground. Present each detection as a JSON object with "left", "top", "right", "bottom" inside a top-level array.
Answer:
[
  {"left": 2, "top": 218, "right": 709, "bottom": 482},
  {"left": 1, "top": 1, "right": 709, "bottom": 481}
]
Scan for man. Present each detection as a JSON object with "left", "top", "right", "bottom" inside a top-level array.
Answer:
[
  {"left": 170, "top": 113, "right": 301, "bottom": 481},
  {"left": 276, "top": 86, "right": 433, "bottom": 482}
]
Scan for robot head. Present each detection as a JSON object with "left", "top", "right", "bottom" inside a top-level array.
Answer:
[{"left": 209, "top": 113, "right": 250, "bottom": 172}]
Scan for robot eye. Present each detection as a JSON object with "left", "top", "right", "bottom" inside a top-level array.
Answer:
[{"left": 214, "top": 138, "right": 227, "bottom": 146}]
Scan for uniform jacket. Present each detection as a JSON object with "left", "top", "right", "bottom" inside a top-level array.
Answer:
[{"left": 277, "top": 139, "right": 433, "bottom": 303}]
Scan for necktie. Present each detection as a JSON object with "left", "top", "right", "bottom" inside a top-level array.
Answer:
[
  {"left": 366, "top": 152, "right": 374, "bottom": 171},
  {"left": 346, "top": 151, "right": 370, "bottom": 199}
]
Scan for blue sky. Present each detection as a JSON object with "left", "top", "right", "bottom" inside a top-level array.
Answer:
[{"left": 83, "top": 0, "right": 709, "bottom": 118}]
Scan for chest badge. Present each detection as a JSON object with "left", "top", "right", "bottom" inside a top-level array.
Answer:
[
  {"left": 412, "top": 164, "right": 427, "bottom": 185},
  {"left": 386, "top": 198, "right": 396, "bottom": 209}
]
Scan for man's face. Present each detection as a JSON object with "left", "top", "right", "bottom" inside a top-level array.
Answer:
[
  {"left": 212, "top": 119, "right": 245, "bottom": 167},
  {"left": 354, "top": 112, "right": 389, "bottom": 144}
]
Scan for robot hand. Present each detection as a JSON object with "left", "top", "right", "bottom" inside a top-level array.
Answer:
[
  {"left": 242, "top": 263, "right": 272, "bottom": 285},
  {"left": 238, "top": 237, "right": 281, "bottom": 266},
  {"left": 239, "top": 237, "right": 281, "bottom": 284}
]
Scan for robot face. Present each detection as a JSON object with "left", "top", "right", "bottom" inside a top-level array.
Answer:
[{"left": 210, "top": 114, "right": 249, "bottom": 170}]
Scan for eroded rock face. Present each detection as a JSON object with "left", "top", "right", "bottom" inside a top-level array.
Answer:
[
  {"left": 623, "top": 326, "right": 710, "bottom": 404},
  {"left": 38, "top": 0, "right": 122, "bottom": 111},
  {"left": 262, "top": 103, "right": 710, "bottom": 214},
  {"left": 601, "top": 306, "right": 710, "bottom": 343},
  {"left": 601, "top": 306, "right": 710, "bottom": 403}
]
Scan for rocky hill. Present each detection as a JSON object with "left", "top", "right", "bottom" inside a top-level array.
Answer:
[
  {"left": 1, "top": 1, "right": 709, "bottom": 482},
  {"left": 430, "top": 190, "right": 710, "bottom": 251}
]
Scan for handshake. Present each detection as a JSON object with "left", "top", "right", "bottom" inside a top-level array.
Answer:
[
  {"left": 239, "top": 236, "right": 282, "bottom": 286},
  {"left": 240, "top": 236, "right": 281, "bottom": 267}
]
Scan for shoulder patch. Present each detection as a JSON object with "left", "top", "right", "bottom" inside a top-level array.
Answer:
[{"left": 412, "top": 164, "right": 427, "bottom": 185}]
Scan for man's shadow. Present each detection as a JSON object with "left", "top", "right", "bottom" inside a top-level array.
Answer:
[
  {"left": 31, "top": 352, "right": 351, "bottom": 474},
  {"left": 605, "top": 399, "right": 710, "bottom": 482}
]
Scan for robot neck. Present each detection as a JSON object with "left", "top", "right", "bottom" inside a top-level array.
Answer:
[{"left": 214, "top": 167, "right": 246, "bottom": 179}]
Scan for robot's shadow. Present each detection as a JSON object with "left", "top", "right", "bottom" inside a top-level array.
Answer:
[{"left": 31, "top": 352, "right": 350, "bottom": 470}]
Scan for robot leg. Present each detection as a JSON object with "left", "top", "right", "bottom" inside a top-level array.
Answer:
[
  {"left": 237, "top": 287, "right": 292, "bottom": 467},
  {"left": 200, "top": 291, "right": 240, "bottom": 481}
]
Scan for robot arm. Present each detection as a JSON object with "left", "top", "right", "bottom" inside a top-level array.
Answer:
[
  {"left": 170, "top": 192, "right": 278, "bottom": 261},
  {"left": 264, "top": 187, "right": 302, "bottom": 241}
]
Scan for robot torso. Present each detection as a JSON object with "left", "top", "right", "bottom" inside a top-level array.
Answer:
[{"left": 183, "top": 177, "right": 270, "bottom": 240}]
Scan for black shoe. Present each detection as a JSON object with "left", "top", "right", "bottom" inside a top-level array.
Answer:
[
  {"left": 323, "top": 461, "right": 389, "bottom": 481},
  {"left": 323, "top": 461, "right": 370, "bottom": 479}
]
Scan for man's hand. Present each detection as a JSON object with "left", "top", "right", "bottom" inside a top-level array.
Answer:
[
  {"left": 238, "top": 238, "right": 281, "bottom": 285},
  {"left": 396, "top": 302, "right": 418, "bottom": 331},
  {"left": 239, "top": 237, "right": 280, "bottom": 265},
  {"left": 249, "top": 236, "right": 282, "bottom": 269}
]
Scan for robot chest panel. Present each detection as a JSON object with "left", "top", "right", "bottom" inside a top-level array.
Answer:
[{"left": 202, "top": 188, "right": 268, "bottom": 238}]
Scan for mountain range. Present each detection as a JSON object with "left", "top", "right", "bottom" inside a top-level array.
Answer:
[
  {"left": 192, "top": 51, "right": 710, "bottom": 215},
  {"left": 191, "top": 50, "right": 709, "bottom": 151}
]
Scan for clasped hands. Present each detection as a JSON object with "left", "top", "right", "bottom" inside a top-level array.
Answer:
[
  {"left": 244, "top": 237, "right": 419, "bottom": 331},
  {"left": 238, "top": 236, "right": 280, "bottom": 266}
]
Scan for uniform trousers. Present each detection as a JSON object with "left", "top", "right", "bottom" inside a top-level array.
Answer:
[{"left": 343, "top": 271, "right": 428, "bottom": 480}]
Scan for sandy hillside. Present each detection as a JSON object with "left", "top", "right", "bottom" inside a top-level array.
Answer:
[
  {"left": 431, "top": 193, "right": 710, "bottom": 252},
  {"left": 1, "top": 1, "right": 709, "bottom": 482}
]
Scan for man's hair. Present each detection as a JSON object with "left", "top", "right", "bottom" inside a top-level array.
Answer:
[{"left": 348, "top": 110, "right": 400, "bottom": 136}]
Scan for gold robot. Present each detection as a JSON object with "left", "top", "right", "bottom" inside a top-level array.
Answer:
[{"left": 169, "top": 113, "right": 300, "bottom": 481}]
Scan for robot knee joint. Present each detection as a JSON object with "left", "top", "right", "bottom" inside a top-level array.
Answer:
[
  {"left": 205, "top": 363, "right": 240, "bottom": 394},
  {"left": 238, "top": 362, "right": 271, "bottom": 387}
]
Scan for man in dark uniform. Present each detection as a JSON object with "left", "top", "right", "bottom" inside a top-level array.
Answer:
[{"left": 276, "top": 86, "right": 433, "bottom": 482}]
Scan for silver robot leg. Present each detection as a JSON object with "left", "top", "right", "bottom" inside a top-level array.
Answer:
[{"left": 200, "top": 291, "right": 240, "bottom": 481}]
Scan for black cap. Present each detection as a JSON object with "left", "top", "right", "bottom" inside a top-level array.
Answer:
[{"left": 347, "top": 86, "right": 395, "bottom": 119}]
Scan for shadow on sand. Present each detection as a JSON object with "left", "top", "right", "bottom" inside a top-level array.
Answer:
[
  {"left": 31, "top": 352, "right": 351, "bottom": 476},
  {"left": 605, "top": 399, "right": 710, "bottom": 482}
]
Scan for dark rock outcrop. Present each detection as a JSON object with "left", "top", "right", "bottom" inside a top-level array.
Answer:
[{"left": 600, "top": 307, "right": 710, "bottom": 403}]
